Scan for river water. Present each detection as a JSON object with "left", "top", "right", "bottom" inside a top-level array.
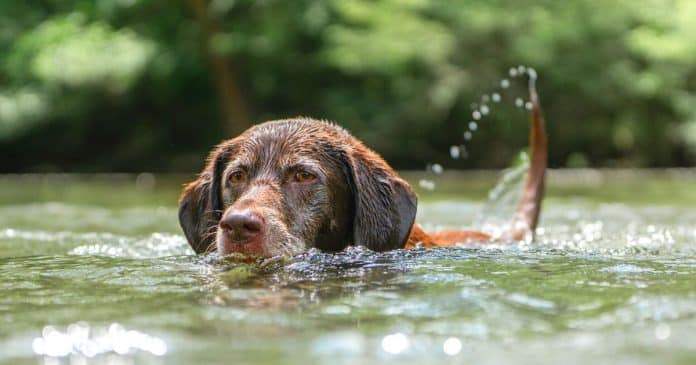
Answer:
[{"left": 1, "top": 171, "right": 695, "bottom": 365}]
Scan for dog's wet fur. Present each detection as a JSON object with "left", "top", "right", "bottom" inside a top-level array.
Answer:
[
  {"left": 179, "top": 119, "right": 418, "bottom": 257},
  {"left": 179, "top": 83, "right": 547, "bottom": 257}
]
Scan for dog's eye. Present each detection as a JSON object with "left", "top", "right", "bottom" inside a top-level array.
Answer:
[
  {"left": 229, "top": 171, "right": 247, "bottom": 184},
  {"left": 294, "top": 170, "right": 316, "bottom": 183}
]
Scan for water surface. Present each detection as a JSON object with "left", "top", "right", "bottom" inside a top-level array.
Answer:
[{"left": 1, "top": 171, "right": 695, "bottom": 365}]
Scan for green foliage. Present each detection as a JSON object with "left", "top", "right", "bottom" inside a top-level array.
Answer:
[
  {"left": 0, "top": 0, "right": 695, "bottom": 171},
  {"left": 10, "top": 13, "right": 154, "bottom": 91},
  {"left": 323, "top": 0, "right": 454, "bottom": 73}
]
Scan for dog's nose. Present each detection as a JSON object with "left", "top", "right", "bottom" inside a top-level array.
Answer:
[{"left": 219, "top": 210, "right": 264, "bottom": 243}]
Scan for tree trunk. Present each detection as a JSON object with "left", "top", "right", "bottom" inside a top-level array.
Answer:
[{"left": 187, "top": 0, "right": 250, "bottom": 136}]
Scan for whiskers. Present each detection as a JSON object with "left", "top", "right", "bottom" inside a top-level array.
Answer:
[
  {"left": 264, "top": 214, "right": 306, "bottom": 257},
  {"left": 272, "top": 236, "right": 305, "bottom": 257},
  {"left": 191, "top": 208, "right": 226, "bottom": 255},
  {"left": 200, "top": 218, "right": 221, "bottom": 255},
  {"left": 202, "top": 238, "right": 218, "bottom": 255}
]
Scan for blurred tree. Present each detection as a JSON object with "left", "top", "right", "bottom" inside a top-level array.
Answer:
[
  {"left": 187, "top": 0, "right": 249, "bottom": 135},
  {"left": 0, "top": 0, "right": 694, "bottom": 172}
]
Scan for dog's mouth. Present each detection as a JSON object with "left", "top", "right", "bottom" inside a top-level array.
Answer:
[
  {"left": 217, "top": 233, "right": 267, "bottom": 257},
  {"left": 215, "top": 225, "right": 306, "bottom": 258}
]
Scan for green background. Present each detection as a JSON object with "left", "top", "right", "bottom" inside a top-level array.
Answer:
[{"left": 2, "top": 0, "right": 695, "bottom": 172}]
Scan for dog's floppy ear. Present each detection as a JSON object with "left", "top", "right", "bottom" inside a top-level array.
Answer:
[
  {"left": 178, "top": 146, "right": 233, "bottom": 254},
  {"left": 340, "top": 144, "right": 418, "bottom": 251}
]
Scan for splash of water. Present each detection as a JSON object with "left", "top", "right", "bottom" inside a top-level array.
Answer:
[
  {"left": 458, "top": 65, "right": 538, "bottom": 156},
  {"left": 428, "top": 66, "right": 541, "bottom": 238},
  {"left": 475, "top": 152, "right": 530, "bottom": 237},
  {"left": 436, "top": 65, "right": 539, "bottom": 183}
]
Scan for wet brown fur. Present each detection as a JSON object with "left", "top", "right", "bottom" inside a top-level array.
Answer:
[{"left": 179, "top": 83, "right": 546, "bottom": 256}]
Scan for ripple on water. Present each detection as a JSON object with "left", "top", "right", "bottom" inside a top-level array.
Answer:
[
  {"left": 70, "top": 232, "right": 192, "bottom": 258},
  {"left": 0, "top": 229, "right": 191, "bottom": 258},
  {"left": 599, "top": 264, "right": 655, "bottom": 274},
  {"left": 2, "top": 185, "right": 696, "bottom": 365}
]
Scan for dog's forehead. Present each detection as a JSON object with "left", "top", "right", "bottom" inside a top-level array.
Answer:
[{"left": 233, "top": 119, "right": 348, "bottom": 168}]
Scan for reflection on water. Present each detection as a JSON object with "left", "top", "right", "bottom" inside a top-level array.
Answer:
[
  {"left": 32, "top": 322, "right": 166, "bottom": 358},
  {"left": 0, "top": 172, "right": 695, "bottom": 365}
]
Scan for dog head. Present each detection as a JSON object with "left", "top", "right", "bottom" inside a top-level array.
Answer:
[{"left": 178, "top": 118, "right": 417, "bottom": 257}]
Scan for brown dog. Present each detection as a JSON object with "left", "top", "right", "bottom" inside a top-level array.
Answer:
[{"left": 179, "top": 84, "right": 546, "bottom": 257}]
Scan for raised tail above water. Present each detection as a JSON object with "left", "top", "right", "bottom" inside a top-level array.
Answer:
[
  {"left": 502, "top": 73, "right": 547, "bottom": 241},
  {"left": 405, "top": 72, "right": 548, "bottom": 249}
]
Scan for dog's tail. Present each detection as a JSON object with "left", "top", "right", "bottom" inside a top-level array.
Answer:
[{"left": 503, "top": 73, "right": 547, "bottom": 241}]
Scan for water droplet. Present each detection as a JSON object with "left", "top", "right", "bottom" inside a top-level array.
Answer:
[
  {"left": 481, "top": 94, "right": 490, "bottom": 103},
  {"left": 527, "top": 67, "right": 537, "bottom": 80},
  {"left": 431, "top": 163, "right": 444, "bottom": 175},
  {"left": 381, "top": 333, "right": 410, "bottom": 355},
  {"left": 469, "top": 122, "right": 478, "bottom": 131},
  {"left": 515, "top": 98, "right": 524, "bottom": 108},
  {"left": 418, "top": 180, "right": 436, "bottom": 191},
  {"left": 480, "top": 105, "right": 490, "bottom": 115},
  {"left": 525, "top": 101, "right": 533, "bottom": 110},
  {"left": 472, "top": 111, "right": 481, "bottom": 120},
  {"left": 655, "top": 323, "right": 671, "bottom": 340},
  {"left": 31, "top": 338, "right": 46, "bottom": 356},
  {"left": 450, "top": 145, "right": 460, "bottom": 159},
  {"left": 500, "top": 79, "right": 510, "bottom": 89},
  {"left": 491, "top": 93, "right": 501, "bottom": 102},
  {"left": 463, "top": 131, "right": 472, "bottom": 140},
  {"left": 443, "top": 337, "right": 462, "bottom": 356},
  {"left": 508, "top": 67, "right": 518, "bottom": 77},
  {"left": 517, "top": 65, "right": 526, "bottom": 74}
]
